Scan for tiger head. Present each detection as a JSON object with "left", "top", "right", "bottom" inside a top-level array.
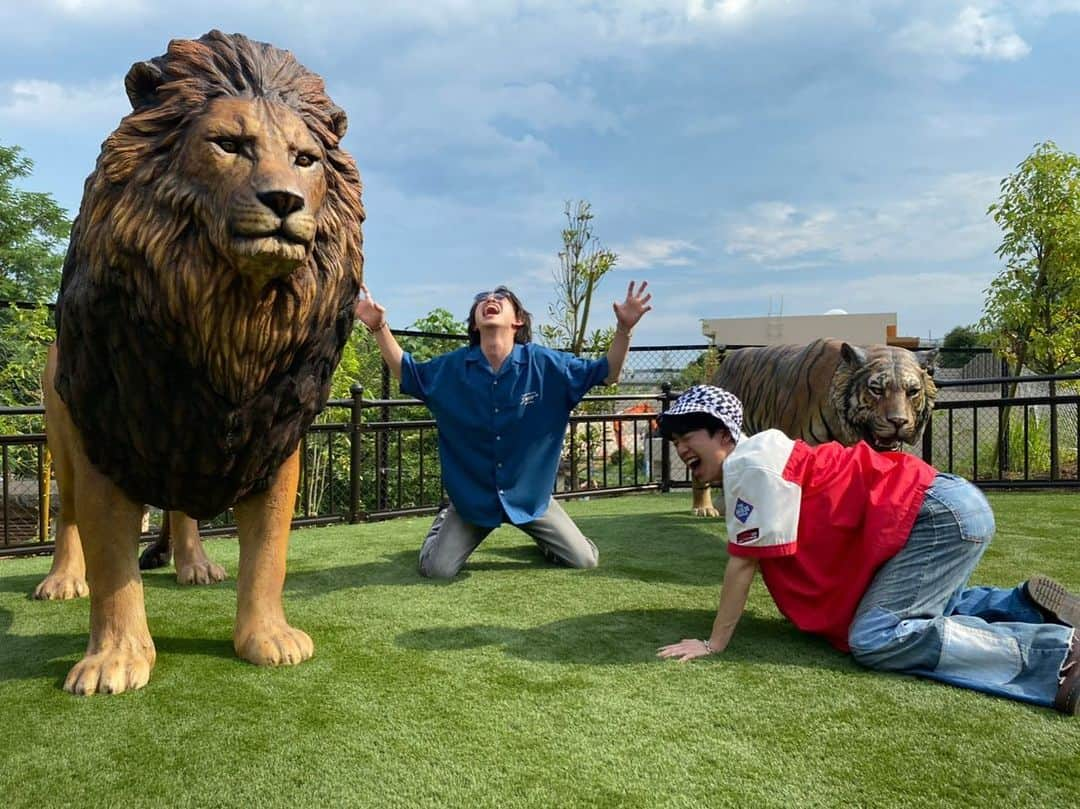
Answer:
[{"left": 832, "top": 343, "right": 938, "bottom": 451}]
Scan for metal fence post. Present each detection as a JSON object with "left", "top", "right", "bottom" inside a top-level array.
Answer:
[
  {"left": 922, "top": 406, "right": 934, "bottom": 464},
  {"left": 349, "top": 383, "right": 364, "bottom": 523},
  {"left": 1049, "top": 378, "right": 1059, "bottom": 481},
  {"left": 378, "top": 359, "right": 390, "bottom": 511},
  {"left": 660, "top": 382, "right": 673, "bottom": 492},
  {"left": 999, "top": 355, "right": 1011, "bottom": 472}
]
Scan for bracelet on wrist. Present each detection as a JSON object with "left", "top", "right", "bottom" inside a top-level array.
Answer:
[
  {"left": 702, "top": 639, "right": 713, "bottom": 654},
  {"left": 365, "top": 320, "right": 388, "bottom": 334}
]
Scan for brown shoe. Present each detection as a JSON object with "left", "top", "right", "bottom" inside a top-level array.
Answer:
[
  {"left": 1056, "top": 641, "right": 1080, "bottom": 716},
  {"left": 1024, "top": 575, "right": 1080, "bottom": 627}
]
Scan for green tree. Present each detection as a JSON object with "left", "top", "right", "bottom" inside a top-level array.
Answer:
[
  {"left": 675, "top": 346, "right": 721, "bottom": 389},
  {"left": 0, "top": 144, "right": 70, "bottom": 425},
  {"left": 400, "top": 307, "right": 467, "bottom": 363},
  {"left": 540, "top": 200, "right": 618, "bottom": 355},
  {"left": 938, "top": 324, "right": 990, "bottom": 369},
  {"left": 981, "top": 140, "right": 1080, "bottom": 478},
  {"left": 0, "top": 143, "right": 71, "bottom": 303},
  {"left": 981, "top": 141, "right": 1080, "bottom": 377}
]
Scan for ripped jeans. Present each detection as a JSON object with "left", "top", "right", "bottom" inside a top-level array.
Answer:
[{"left": 848, "top": 473, "right": 1074, "bottom": 708}]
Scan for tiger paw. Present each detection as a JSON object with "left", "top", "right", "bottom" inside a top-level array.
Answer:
[
  {"left": 32, "top": 572, "right": 89, "bottom": 600},
  {"left": 63, "top": 641, "right": 156, "bottom": 695},
  {"left": 234, "top": 621, "right": 314, "bottom": 667},
  {"left": 692, "top": 505, "right": 721, "bottom": 518}
]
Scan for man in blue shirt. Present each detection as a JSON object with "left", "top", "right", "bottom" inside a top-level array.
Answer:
[{"left": 355, "top": 281, "right": 653, "bottom": 578}]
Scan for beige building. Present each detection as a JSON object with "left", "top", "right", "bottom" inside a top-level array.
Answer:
[{"left": 701, "top": 311, "right": 919, "bottom": 348}]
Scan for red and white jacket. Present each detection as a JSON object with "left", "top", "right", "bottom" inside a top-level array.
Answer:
[{"left": 723, "top": 430, "right": 937, "bottom": 651}]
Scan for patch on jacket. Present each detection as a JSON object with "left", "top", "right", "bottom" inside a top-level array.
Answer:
[{"left": 734, "top": 498, "right": 754, "bottom": 523}]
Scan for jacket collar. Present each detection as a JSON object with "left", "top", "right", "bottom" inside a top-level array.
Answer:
[{"left": 465, "top": 342, "right": 527, "bottom": 367}]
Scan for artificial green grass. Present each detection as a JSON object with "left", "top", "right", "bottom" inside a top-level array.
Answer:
[{"left": 1, "top": 491, "right": 1078, "bottom": 808}]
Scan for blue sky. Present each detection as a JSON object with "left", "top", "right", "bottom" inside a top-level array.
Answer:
[{"left": 3, "top": 1, "right": 1079, "bottom": 345}]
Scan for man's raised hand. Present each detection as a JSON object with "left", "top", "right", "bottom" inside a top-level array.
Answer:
[{"left": 613, "top": 280, "right": 653, "bottom": 332}]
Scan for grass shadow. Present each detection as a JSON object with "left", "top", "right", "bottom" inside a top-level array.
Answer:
[
  {"left": 284, "top": 545, "right": 555, "bottom": 593},
  {"left": 0, "top": 571, "right": 58, "bottom": 597},
  {"left": 0, "top": 617, "right": 239, "bottom": 685},
  {"left": 282, "top": 548, "right": 453, "bottom": 592},
  {"left": 572, "top": 512, "right": 727, "bottom": 587},
  {"left": 396, "top": 607, "right": 848, "bottom": 670},
  {"left": 278, "top": 507, "right": 723, "bottom": 593}
]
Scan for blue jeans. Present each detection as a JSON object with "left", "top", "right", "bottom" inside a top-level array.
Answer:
[{"left": 848, "top": 473, "right": 1075, "bottom": 707}]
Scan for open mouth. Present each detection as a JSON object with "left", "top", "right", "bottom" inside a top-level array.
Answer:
[{"left": 482, "top": 302, "right": 501, "bottom": 316}]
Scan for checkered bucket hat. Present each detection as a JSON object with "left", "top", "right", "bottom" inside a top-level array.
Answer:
[{"left": 660, "top": 385, "right": 743, "bottom": 443}]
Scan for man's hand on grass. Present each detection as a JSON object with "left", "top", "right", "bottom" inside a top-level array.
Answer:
[{"left": 657, "top": 638, "right": 715, "bottom": 662}]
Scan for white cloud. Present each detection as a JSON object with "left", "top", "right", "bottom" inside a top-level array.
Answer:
[
  {"left": 491, "top": 83, "right": 620, "bottom": 134},
  {"left": 46, "top": 0, "right": 148, "bottom": 14},
  {"left": 614, "top": 238, "right": 699, "bottom": 271},
  {"left": 0, "top": 78, "right": 127, "bottom": 129},
  {"left": 655, "top": 268, "right": 993, "bottom": 342},
  {"left": 1016, "top": 1, "right": 1080, "bottom": 19},
  {"left": 685, "top": 0, "right": 768, "bottom": 23},
  {"left": 891, "top": 5, "right": 1030, "bottom": 66},
  {"left": 722, "top": 173, "right": 1001, "bottom": 267},
  {"left": 696, "top": 270, "right": 990, "bottom": 309}
]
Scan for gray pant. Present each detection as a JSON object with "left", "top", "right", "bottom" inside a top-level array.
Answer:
[{"left": 418, "top": 498, "right": 599, "bottom": 579}]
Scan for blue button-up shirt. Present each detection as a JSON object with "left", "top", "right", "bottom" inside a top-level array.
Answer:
[{"left": 400, "top": 343, "right": 610, "bottom": 527}]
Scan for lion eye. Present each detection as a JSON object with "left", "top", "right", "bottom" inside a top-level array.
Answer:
[
  {"left": 907, "top": 387, "right": 921, "bottom": 397},
  {"left": 213, "top": 138, "right": 239, "bottom": 154},
  {"left": 295, "top": 152, "right": 319, "bottom": 168},
  {"left": 868, "top": 384, "right": 884, "bottom": 396}
]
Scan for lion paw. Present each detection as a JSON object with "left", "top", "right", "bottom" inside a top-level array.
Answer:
[
  {"left": 235, "top": 623, "right": 314, "bottom": 667},
  {"left": 63, "top": 643, "right": 155, "bottom": 695},
  {"left": 32, "top": 573, "right": 89, "bottom": 600},
  {"left": 176, "top": 560, "right": 228, "bottom": 586},
  {"left": 692, "top": 506, "right": 721, "bottom": 518}
]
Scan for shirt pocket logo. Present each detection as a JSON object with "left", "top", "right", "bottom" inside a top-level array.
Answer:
[{"left": 520, "top": 391, "right": 538, "bottom": 407}]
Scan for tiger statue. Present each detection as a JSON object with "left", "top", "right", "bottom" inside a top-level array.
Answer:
[{"left": 689, "top": 338, "right": 938, "bottom": 516}]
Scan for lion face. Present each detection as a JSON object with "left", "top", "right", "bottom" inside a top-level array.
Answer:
[
  {"left": 837, "top": 344, "right": 937, "bottom": 451},
  {"left": 177, "top": 97, "right": 328, "bottom": 289}
]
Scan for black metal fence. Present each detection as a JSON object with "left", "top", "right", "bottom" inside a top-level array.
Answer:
[
  {"left": 922, "top": 372, "right": 1080, "bottom": 488},
  {"left": 0, "top": 384, "right": 678, "bottom": 555},
  {"left": 2, "top": 343, "right": 1078, "bottom": 557}
]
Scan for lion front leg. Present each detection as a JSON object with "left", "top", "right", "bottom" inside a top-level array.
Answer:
[
  {"left": 43, "top": 346, "right": 154, "bottom": 695},
  {"left": 63, "top": 451, "right": 155, "bottom": 695},
  {"left": 691, "top": 483, "right": 722, "bottom": 518},
  {"left": 233, "top": 449, "right": 312, "bottom": 666}
]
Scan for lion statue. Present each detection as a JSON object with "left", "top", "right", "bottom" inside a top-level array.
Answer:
[
  {"left": 46, "top": 30, "right": 364, "bottom": 694},
  {"left": 690, "top": 339, "right": 937, "bottom": 516}
]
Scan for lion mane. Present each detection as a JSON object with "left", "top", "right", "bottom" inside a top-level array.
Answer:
[
  {"left": 54, "top": 30, "right": 364, "bottom": 518},
  {"left": 712, "top": 339, "right": 938, "bottom": 449}
]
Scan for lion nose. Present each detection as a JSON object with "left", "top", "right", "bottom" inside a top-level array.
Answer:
[
  {"left": 887, "top": 415, "right": 910, "bottom": 429},
  {"left": 257, "top": 189, "right": 305, "bottom": 218}
]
